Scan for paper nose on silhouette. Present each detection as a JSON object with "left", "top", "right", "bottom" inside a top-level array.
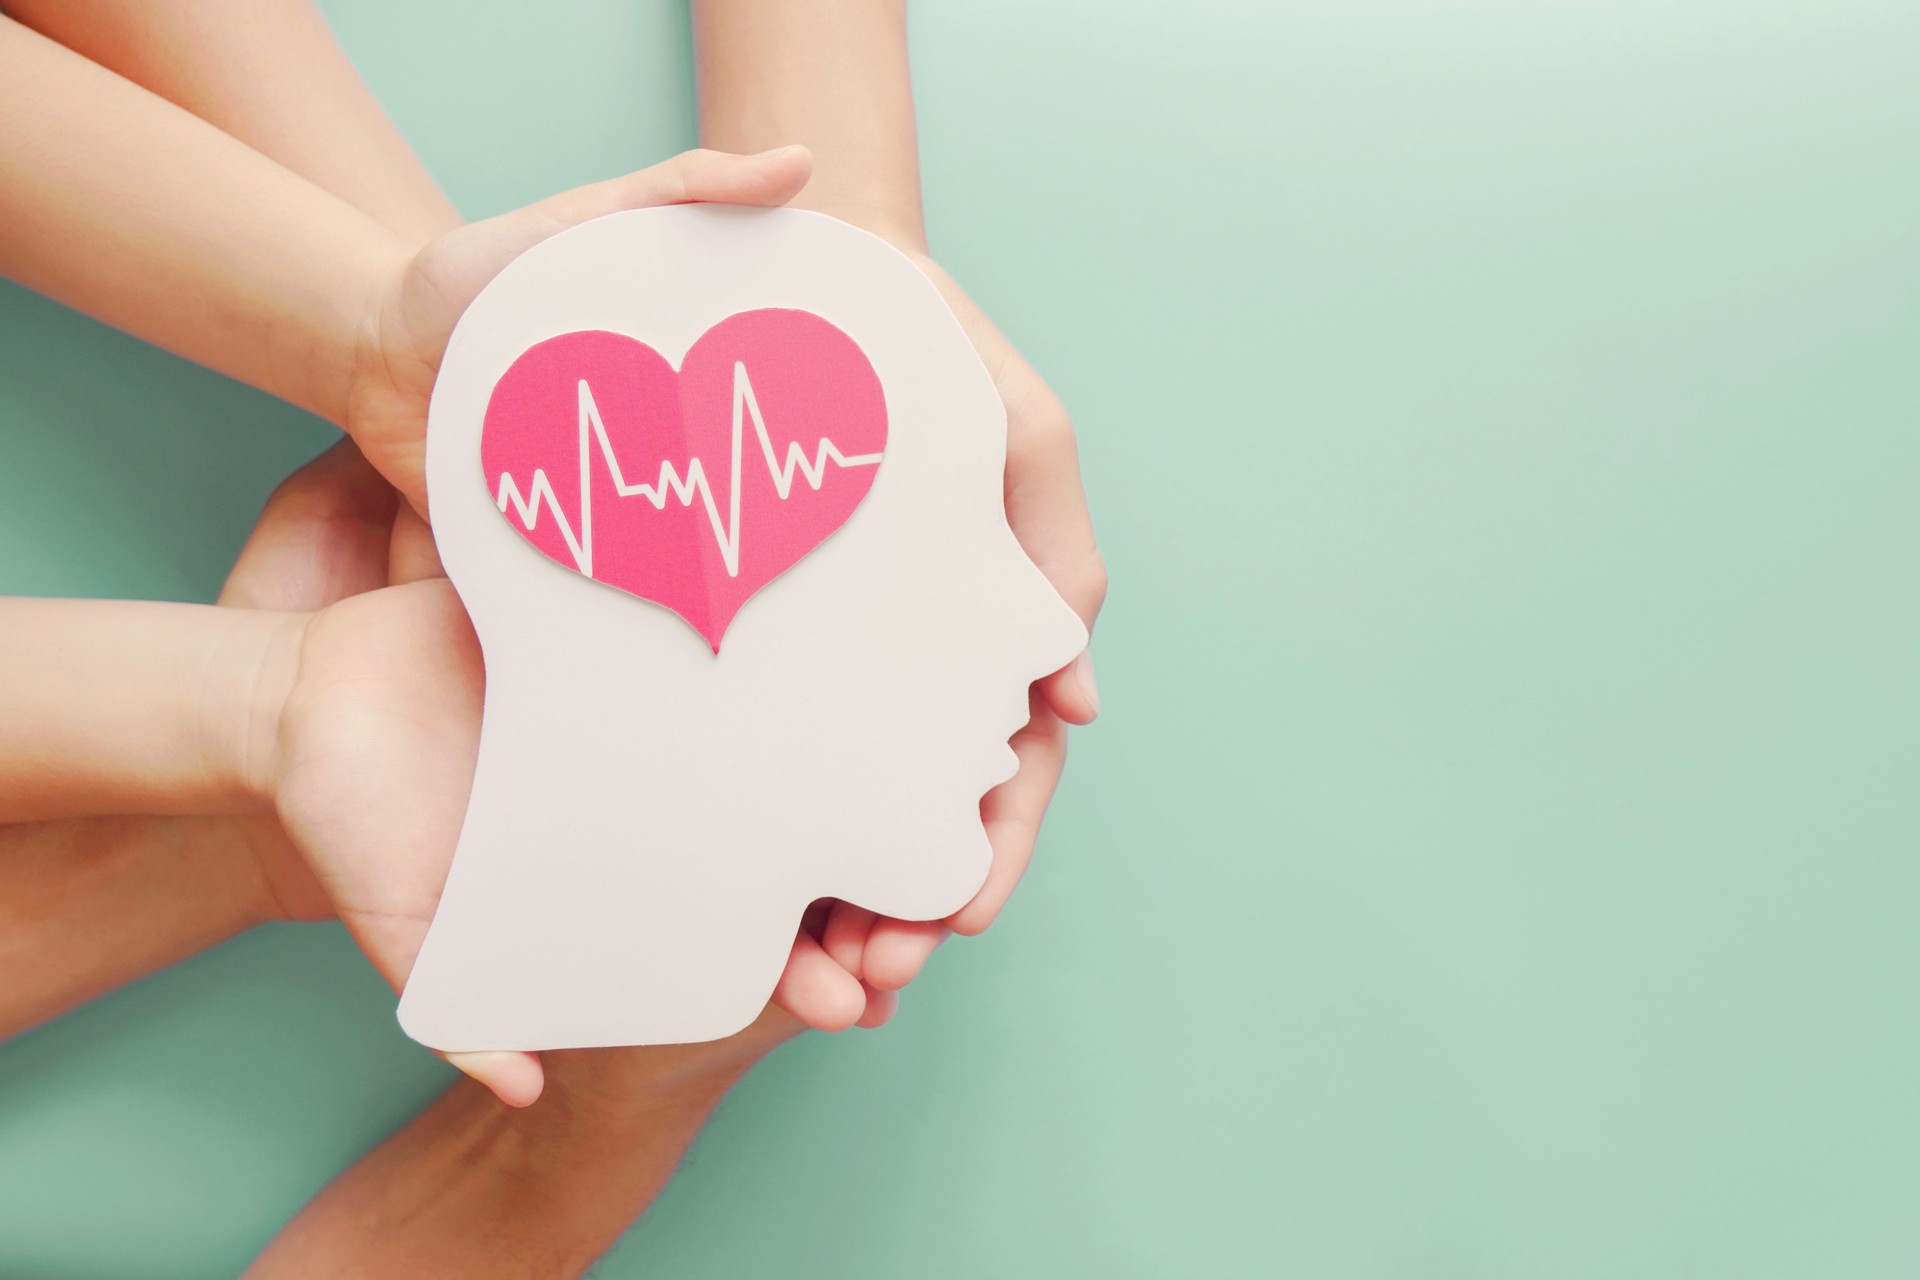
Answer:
[{"left": 481, "top": 310, "right": 888, "bottom": 649}]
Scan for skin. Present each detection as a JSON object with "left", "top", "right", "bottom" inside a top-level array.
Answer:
[
  {"left": 242, "top": 1007, "right": 806, "bottom": 1279},
  {"left": 0, "top": 0, "right": 464, "bottom": 243}
]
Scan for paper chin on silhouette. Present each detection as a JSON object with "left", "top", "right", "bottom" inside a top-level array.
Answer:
[{"left": 397, "top": 205, "right": 1086, "bottom": 1053}]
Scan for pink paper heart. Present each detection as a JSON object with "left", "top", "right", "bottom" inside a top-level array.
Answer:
[{"left": 482, "top": 309, "right": 888, "bottom": 650}]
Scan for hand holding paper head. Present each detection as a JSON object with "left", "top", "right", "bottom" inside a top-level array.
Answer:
[
  {"left": 395, "top": 206, "right": 1085, "bottom": 1051},
  {"left": 342, "top": 148, "right": 819, "bottom": 515}
]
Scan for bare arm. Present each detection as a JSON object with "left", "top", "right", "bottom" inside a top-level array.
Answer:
[
  {"left": 0, "top": 815, "right": 285, "bottom": 1039},
  {"left": 693, "top": 0, "right": 925, "bottom": 248},
  {"left": 2, "top": 0, "right": 462, "bottom": 241},
  {"left": 0, "top": 16, "right": 409, "bottom": 427},
  {"left": 244, "top": 1022, "right": 793, "bottom": 1279},
  {"left": 0, "top": 11, "right": 810, "bottom": 512},
  {"left": 0, "top": 597, "right": 297, "bottom": 823},
  {"left": 0, "top": 441, "right": 381, "bottom": 1037}
]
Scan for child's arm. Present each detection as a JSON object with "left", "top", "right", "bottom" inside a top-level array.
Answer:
[
  {"left": 692, "top": 0, "right": 927, "bottom": 250},
  {"left": 0, "top": 16, "right": 409, "bottom": 438},
  {"left": 2, "top": 0, "right": 462, "bottom": 242},
  {"left": 0, "top": 15, "right": 811, "bottom": 510},
  {"left": 0, "top": 597, "right": 298, "bottom": 823}
]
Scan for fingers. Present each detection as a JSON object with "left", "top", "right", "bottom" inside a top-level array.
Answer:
[
  {"left": 442, "top": 916, "right": 866, "bottom": 1105},
  {"left": 820, "top": 900, "right": 876, "bottom": 981},
  {"left": 1038, "top": 648, "right": 1101, "bottom": 726},
  {"left": 386, "top": 503, "right": 445, "bottom": 584},
  {"left": 523, "top": 146, "right": 814, "bottom": 232},
  {"left": 862, "top": 918, "right": 948, "bottom": 991},
  {"left": 444, "top": 1049, "right": 545, "bottom": 1108},
  {"left": 1001, "top": 376, "right": 1105, "bottom": 619},
  {"left": 771, "top": 926, "right": 865, "bottom": 1033},
  {"left": 948, "top": 698, "right": 1069, "bottom": 936},
  {"left": 1002, "top": 378, "right": 1108, "bottom": 725},
  {"left": 855, "top": 985, "right": 898, "bottom": 1029},
  {"left": 218, "top": 437, "right": 398, "bottom": 611}
]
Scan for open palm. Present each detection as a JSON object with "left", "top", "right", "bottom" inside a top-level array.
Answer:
[{"left": 270, "top": 580, "right": 481, "bottom": 996}]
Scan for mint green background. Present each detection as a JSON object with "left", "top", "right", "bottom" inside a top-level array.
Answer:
[{"left": 2, "top": 2, "right": 1917, "bottom": 1275}]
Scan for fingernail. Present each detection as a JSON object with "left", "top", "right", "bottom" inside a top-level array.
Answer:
[
  {"left": 1074, "top": 650, "right": 1100, "bottom": 720},
  {"left": 447, "top": 1050, "right": 543, "bottom": 1107},
  {"left": 752, "top": 144, "right": 801, "bottom": 159}
]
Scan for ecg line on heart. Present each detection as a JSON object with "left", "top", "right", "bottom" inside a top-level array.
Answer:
[{"left": 493, "top": 362, "right": 883, "bottom": 578}]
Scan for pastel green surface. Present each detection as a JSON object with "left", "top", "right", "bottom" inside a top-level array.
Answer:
[{"left": 2, "top": 1, "right": 1917, "bottom": 1275}]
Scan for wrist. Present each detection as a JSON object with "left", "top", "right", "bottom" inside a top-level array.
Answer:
[
  {"left": 264, "top": 221, "right": 414, "bottom": 431},
  {"left": 798, "top": 195, "right": 927, "bottom": 256},
  {"left": 537, "top": 1008, "right": 800, "bottom": 1135},
  {"left": 338, "top": 244, "right": 441, "bottom": 512},
  {"left": 224, "top": 610, "right": 310, "bottom": 812}
]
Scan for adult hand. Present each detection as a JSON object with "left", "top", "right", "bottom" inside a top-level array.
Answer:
[
  {"left": 822, "top": 252, "right": 1108, "bottom": 996},
  {"left": 243, "top": 1003, "right": 806, "bottom": 1278}
]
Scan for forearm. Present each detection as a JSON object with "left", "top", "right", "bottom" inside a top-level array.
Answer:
[
  {"left": 246, "top": 1066, "right": 749, "bottom": 1278},
  {"left": 0, "top": 815, "right": 269, "bottom": 1039},
  {"left": 692, "top": 0, "right": 925, "bottom": 248},
  {"left": 0, "top": 17, "right": 410, "bottom": 424},
  {"left": 4, "top": 0, "right": 462, "bottom": 243},
  {"left": 0, "top": 598, "right": 300, "bottom": 822}
]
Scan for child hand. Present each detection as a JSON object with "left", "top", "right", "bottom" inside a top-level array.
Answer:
[
  {"left": 264, "top": 578, "right": 870, "bottom": 1106},
  {"left": 340, "top": 147, "right": 815, "bottom": 515},
  {"left": 197, "top": 436, "right": 868, "bottom": 1104}
]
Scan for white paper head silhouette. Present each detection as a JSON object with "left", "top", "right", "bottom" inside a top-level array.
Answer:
[{"left": 398, "top": 206, "right": 1086, "bottom": 1051}]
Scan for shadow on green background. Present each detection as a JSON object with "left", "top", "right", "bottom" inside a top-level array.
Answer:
[{"left": 1, "top": 2, "right": 1917, "bottom": 1275}]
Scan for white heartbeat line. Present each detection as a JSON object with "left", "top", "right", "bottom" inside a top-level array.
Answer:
[{"left": 494, "top": 362, "right": 883, "bottom": 578}]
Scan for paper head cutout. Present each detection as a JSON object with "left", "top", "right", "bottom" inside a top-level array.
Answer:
[
  {"left": 399, "top": 206, "right": 1086, "bottom": 1052},
  {"left": 482, "top": 311, "right": 887, "bottom": 650}
]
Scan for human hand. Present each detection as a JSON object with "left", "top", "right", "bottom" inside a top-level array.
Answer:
[
  {"left": 210, "top": 437, "right": 864, "bottom": 1105},
  {"left": 206, "top": 438, "right": 396, "bottom": 925},
  {"left": 259, "top": 576, "right": 871, "bottom": 1106},
  {"left": 816, "top": 251, "right": 1108, "bottom": 995},
  {"left": 342, "top": 147, "right": 815, "bottom": 515}
]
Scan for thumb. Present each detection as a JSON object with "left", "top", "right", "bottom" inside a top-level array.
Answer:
[
  {"left": 516, "top": 146, "right": 814, "bottom": 231},
  {"left": 377, "top": 147, "right": 817, "bottom": 516},
  {"left": 413, "top": 145, "right": 814, "bottom": 353}
]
